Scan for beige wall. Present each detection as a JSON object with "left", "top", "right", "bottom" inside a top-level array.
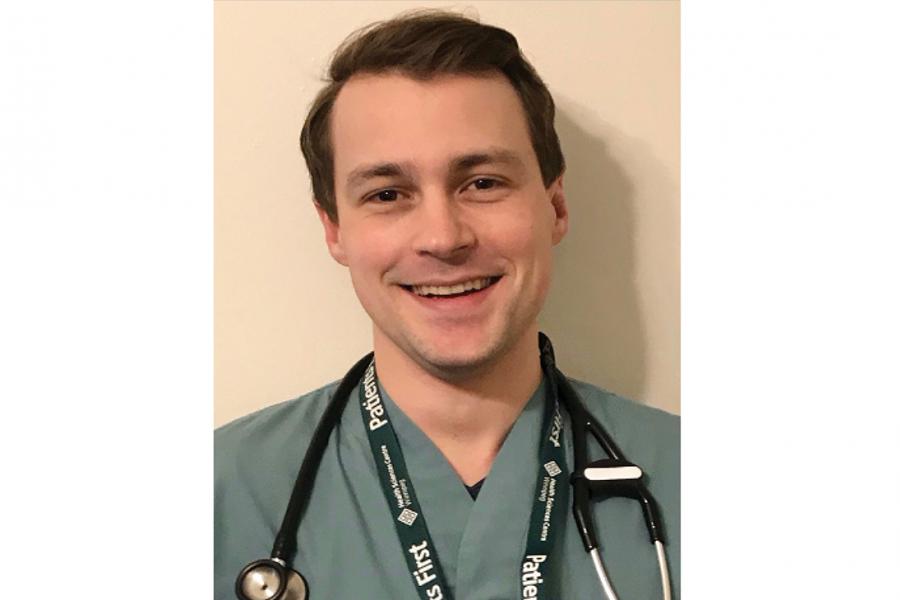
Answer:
[{"left": 215, "top": 0, "right": 680, "bottom": 427}]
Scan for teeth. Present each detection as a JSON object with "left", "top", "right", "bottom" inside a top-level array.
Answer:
[{"left": 411, "top": 277, "right": 494, "bottom": 297}]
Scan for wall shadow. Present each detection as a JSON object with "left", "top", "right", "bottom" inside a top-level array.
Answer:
[{"left": 540, "top": 108, "right": 648, "bottom": 403}]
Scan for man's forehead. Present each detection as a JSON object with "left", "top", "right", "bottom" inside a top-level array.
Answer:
[
  {"left": 334, "top": 70, "right": 514, "bottom": 107},
  {"left": 330, "top": 71, "right": 535, "bottom": 179}
]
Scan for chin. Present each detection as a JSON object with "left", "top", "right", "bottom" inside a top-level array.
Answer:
[{"left": 407, "top": 334, "right": 509, "bottom": 379}]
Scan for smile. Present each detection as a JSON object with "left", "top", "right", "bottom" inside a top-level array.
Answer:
[{"left": 402, "top": 276, "right": 501, "bottom": 298}]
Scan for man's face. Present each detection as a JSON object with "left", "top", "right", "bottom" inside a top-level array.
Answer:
[{"left": 320, "top": 72, "right": 567, "bottom": 376}]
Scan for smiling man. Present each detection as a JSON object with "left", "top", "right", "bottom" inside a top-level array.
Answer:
[{"left": 216, "top": 11, "right": 679, "bottom": 600}]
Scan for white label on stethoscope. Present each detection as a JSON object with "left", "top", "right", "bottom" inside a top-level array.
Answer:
[{"left": 583, "top": 465, "right": 643, "bottom": 481}]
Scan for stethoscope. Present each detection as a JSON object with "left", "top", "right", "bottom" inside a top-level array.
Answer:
[{"left": 235, "top": 334, "right": 672, "bottom": 600}]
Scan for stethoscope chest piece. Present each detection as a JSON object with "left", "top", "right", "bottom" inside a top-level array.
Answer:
[{"left": 236, "top": 558, "right": 308, "bottom": 600}]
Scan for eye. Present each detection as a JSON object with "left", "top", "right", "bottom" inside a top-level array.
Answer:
[
  {"left": 471, "top": 178, "right": 498, "bottom": 191},
  {"left": 461, "top": 177, "right": 507, "bottom": 199},
  {"left": 368, "top": 189, "right": 399, "bottom": 202}
]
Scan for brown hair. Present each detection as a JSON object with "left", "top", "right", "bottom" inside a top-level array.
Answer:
[{"left": 299, "top": 10, "right": 565, "bottom": 222}]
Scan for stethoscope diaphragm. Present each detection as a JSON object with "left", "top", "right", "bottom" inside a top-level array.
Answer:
[{"left": 236, "top": 558, "right": 308, "bottom": 600}]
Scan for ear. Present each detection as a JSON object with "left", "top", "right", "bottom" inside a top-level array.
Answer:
[
  {"left": 547, "top": 175, "right": 569, "bottom": 245},
  {"left": 315, "top": 203, "right": 348, "bottom": 266}
]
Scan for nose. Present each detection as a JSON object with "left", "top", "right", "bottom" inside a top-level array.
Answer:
[{"left": 410, "top": 193, "right": 476, "bottom": 260}]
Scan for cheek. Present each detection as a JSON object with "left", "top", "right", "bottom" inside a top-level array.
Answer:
[
  {"left": 500, "top": 211, "right": 557, "bottom": 302},
  {"left": 491, "top": 205, "right": 556, "bottom": 268},
  {"left": 342, "top": 224, "right": 401, "bottom": 287}
]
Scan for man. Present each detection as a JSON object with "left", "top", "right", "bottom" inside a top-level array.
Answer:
[{"left": 215, "top": 11, "right": 679, "bottom": 600}]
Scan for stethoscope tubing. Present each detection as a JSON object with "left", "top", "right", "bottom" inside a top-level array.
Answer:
[
  {"left": 270, "top": 352, "right": 373, "bottom": 563},
  {"left": 542, "top": 337, "right": 671, "bottom": 600}
]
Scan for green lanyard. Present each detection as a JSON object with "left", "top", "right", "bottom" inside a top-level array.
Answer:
[{"left": 358, "top": 361, "right": 569, "bottom": 600}]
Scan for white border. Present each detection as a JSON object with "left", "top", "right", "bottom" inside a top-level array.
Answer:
[
  {"left": 0, "top": 2, "right": 212, "bottom": 596},
  {"left": 684, "top": 1, "right": 900, "bottom": 597}
]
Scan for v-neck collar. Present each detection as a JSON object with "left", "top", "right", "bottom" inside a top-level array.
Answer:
[{"left": 377, "top": 378, "right": 548, "bottom": 597}]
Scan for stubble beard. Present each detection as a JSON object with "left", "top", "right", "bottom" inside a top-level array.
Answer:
[{"left": 387, "top": 314, "right": 533, "bottom": 384}]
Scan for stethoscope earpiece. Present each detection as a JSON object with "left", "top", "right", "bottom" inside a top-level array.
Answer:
[{"left": 236, "top": 558, "right": 308, "bottom": 600}]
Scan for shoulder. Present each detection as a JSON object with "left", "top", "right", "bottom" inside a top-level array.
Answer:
[
  {"left": 565, "top": 378, "right": 680, "bottom": 552},
  {"left": 214, "top": 383, "right": 343, "bottom": 597},
  {"left": 565, "top": 378, "right": 679, "bottom": 470},
  {"left": 214, "top": 381, "right": 340, "bottom": 479},
  {"left": 567, "top": 378, "right": 679, "bottom": 432}
]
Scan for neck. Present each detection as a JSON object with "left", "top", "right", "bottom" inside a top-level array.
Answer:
[{"left": 373, "top": 327, "right": 542, "bottom": 485}]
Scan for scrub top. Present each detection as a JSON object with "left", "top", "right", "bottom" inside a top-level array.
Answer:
[{"left": 215, "top": 377, "right": 680, "bottom": 599}]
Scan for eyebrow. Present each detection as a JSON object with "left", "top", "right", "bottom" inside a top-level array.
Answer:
[{"left": 344, "top": 147, "right": 526, "bottom": 192}]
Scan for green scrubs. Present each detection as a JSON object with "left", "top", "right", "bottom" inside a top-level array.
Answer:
[{"left": 215, "top": 377, "right": 680, "bottom": 599}]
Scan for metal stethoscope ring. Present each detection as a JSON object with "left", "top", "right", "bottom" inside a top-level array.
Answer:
[{"left": 236, "top": 558, "right": 308, "bottom": 600}]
